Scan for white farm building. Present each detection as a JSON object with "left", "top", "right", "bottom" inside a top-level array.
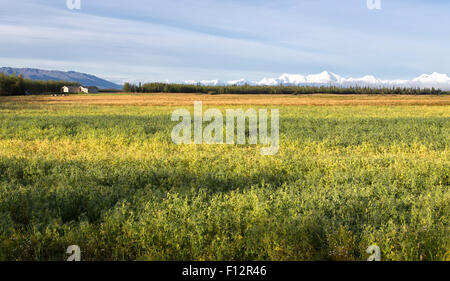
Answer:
[{"left": 61, "top": 86, "right": 99, "bottom": 94}]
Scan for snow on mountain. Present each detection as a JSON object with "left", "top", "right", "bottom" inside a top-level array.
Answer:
[
  {"left": 184, "top": 72, "right": 450, "bottom": 90},
  {"left": 306, "top": 71, "right": 340, "bottom": 84},
  {"left": 182, "top": 79, "right": 225, "bottom": 86},
  {"left": 256, "top": 77, "right": 279, "bottom": 86},
  {"left": 4, "top": 67, "right": 448, "bottom": 90},
  {"left": 199, "top": 79, "right": 225, "bottom": 86},
  {"left": 347, "top": 75, "right": 380, "bottom": 84},
  {"left": 277, "top": 73, "right": 306, "bottom": 85},
  {"left": 412, "top": 72, "right": 450, "bottom": 84},
  {"left": 227, "top": 78, "right": 252, "bottom": 86},
  {"left": 183, "top": 80, "right": 197, "bottom": 85}
]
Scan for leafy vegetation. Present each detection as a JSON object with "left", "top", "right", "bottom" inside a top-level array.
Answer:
[
  {"left": 0, "top": 73, "right": 79, "bottom": 96},
  {"left": 123, "top": 82, "right": 450, "bottom": 95},
  {"left": 0, "top": 96, "right": 448, "bottom": 261},
  {"left": 1, "top": 72, "right": 449, "bottom": 96}
]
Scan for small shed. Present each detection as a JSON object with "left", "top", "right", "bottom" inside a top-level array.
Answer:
[
  {"left": 79, "top": 86, "right": 99, "bottom": 93},
  {"left": 61, "top": 86, "right": 80, "bottom": 93}
]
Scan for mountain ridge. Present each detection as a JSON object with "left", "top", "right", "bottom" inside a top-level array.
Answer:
[
  {"left": 182, "top": 71, "right": 450, "bottom": 90},
  {"left": 0, "top": 67, "right": 122, "bottom": 89},
  {"left": 2, "top": 67, "right": 449, "bottom": 90}
]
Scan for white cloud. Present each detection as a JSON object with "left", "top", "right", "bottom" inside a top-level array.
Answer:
[{"left": 0, "top": 0, "right": 449, "bottom": 82}]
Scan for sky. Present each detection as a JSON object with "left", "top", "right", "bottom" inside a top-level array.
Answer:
[{"left": 0, "top": 0, "right": 449, "bottom": 84}]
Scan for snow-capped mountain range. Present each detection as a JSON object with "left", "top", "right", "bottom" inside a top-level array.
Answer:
[{"left": 181, "top": 71, "right": 450, "bottom": 90}]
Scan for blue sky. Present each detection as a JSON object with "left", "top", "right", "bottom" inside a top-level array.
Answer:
[{"left": 0, "top": 0, "right": 449, "bottom": 83}]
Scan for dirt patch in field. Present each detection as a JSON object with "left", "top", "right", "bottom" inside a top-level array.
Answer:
[{"left": 1, "top": 93, "right": 450, "bottom": 106}]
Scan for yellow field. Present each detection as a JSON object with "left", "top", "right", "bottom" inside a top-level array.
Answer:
[
  {"left": 2, "top": 93, "right": 450, "bottom": 106},
  {"left": 0, "top": 93, "right": 448, "bottom": 261}
]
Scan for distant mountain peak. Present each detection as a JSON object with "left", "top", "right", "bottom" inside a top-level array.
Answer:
[
  {"left": 413, "top": 72, "right": 449, "bottom": 84},
  {"left": 181, "top": 71, "right": 450, "bottom": 90},
  {"left": 0, "top": 67, "right": 122, "bottom": 89}
]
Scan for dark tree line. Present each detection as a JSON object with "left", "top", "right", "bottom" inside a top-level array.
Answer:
[
  {"left": 0, "top": 73, "right": 80, "bottom": 96},
  {"left": 122, "top": 82, "right": 449, "bottom": 95}
]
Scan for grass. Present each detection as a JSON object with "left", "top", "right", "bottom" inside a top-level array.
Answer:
[
  {"left": 0, "top": 94, "right": 448, "bottom": 261},
  {"left": 2, "top": 93, "right": 450, "bottom": 106}
]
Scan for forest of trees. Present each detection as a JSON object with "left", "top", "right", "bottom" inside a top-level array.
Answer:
[
  {"left": 123, "top": 82, "right": 449, "bottom": 95},
  {"left": 1, "top": 73, "right": 448, "bottom": 96},
  {"left": 0, "top": 73, "right": 79, "bottom": 96}
]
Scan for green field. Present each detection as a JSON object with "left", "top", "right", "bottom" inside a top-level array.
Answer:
[{"left": 0, "top": 95, "right": 448, "bottom": 261}]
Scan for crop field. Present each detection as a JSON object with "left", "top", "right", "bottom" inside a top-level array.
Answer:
[{"left": 0, "top": 94, "right": 448, "bottom": 261}]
